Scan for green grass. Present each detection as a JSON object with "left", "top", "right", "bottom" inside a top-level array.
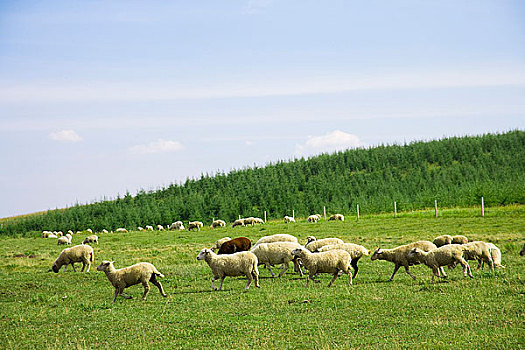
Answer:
[{"left": 0, "top": 206, "right": 524, "bottom": 349}]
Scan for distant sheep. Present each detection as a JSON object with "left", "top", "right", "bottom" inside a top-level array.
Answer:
[
  {"left": 210, "top": 237, "right": 232, "bottom": 252},
  {"left": 86, "top": 228, "right": 93, "bottom": 234},
  {"left": 433, "top": 235, "right": 453, "bottom": 247},
  {"left": 145, "top": 225, "right": 154, "bottom": 231},
  {"left": 83, "top": 235, "right": 99, "bottom": 245},
  {"left": 253, "top": 217, "right": 264, "bottom": 224},
  {"left": 210, "top": 220, "right": 226, "bottom": 229},
  {"left": 291, "top": 247, "right": 352, "bottom": 287},
  {"left": 451, "top": 235, "right": 468, "bottom": 245},
  {"left": 137, "top": 227, "right": 145, "bottom": 231},
  {"left": 42, "top": 231, "right": 52, "bottom": 238},
  {"left": 254, "top": 234, "right": 298, "bottom": 247},
  {"left": 116, "top": 228, "right": 128, "bottom": 233},
  {"left": 57, "top": 233, "right": 72, "bottom": 245},
  {"left": 197, "top": 249, "right": 260, "bottom": 291},
  {"left": 408, "top": 245, "right": 473, "bottom": 282},
  {"left": 188, "top": 221, "right": 203, "bottom": 231},
  {"left": 304, "top": 236, "right": 344, "bottom": 252},
  {"left": 67, "top": 230, "right": 74, "bottom": 235},
  {"left": 307, "top": 214, "right": 321, "bottom": 223},
  {"left": 97, "top": 261, "right": 167, "bottom": 303},
  {"left": 51, "top": 244, "right": 94, "bottom": 273},
  {"left": 284, "top": 216, "right": 295, "bottom": 223},
  {"left": 328, "top": 214, "right": 344, "bottom": 221},
  {"left": 217, "top": 237, "right": 252, "bottom": 255},
  {"left": 157, "top": 225, "right": 165, "bottom": 231},
  {"left": 318, "top": 243, "right": 370, "bottom": 278},
  {"left": 102, "top": 229, "right": 109, "bottom": 234},
  {"left": 169, "top": 221, "right": 185, "bottom": 231},
  {"left": 251, "top": 242, "right": 303, "bottom": 277},
  {"left": 232, "top": 219, "right": 245, "bottom": 228},
  {"left": 243, "top": 217, "right": 256, "bottom": 226}
]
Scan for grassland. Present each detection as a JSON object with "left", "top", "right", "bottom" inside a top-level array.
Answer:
[{"left": 0, "top": 206, "right": 523, "bottom": 349}]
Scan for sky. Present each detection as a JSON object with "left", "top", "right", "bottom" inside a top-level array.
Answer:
[{"left": 1, "top": 0, "right": 524, "bottom": 218}]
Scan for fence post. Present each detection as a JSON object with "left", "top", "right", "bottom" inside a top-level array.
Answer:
[
  {"left": 434, "top": 200, "right": 438, "bottom": 218},
  {"left": 292, "top": 210, "right": 295, "bottom": 220},
  {"left": 323, "top": 206, "right": 326, "bottom": 220},
  {"left": 239, "top": 215, "right": 241, "bottom": 220},
  {"left": 394, "top": 201, "right": 397, "bottom": 218},
  {"left": 481, "top": 197, "right": 484, "bottom": 217},
  {"left": 356, "top": 204, "right": 360, "bottom": 221},
  {"left": 264, "top": 211, "right": 267, "bottom": 223}
]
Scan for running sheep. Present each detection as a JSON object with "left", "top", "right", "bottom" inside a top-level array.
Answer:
[
  {"left": 97, "top": 261, "right": 167, "bottom": 303},
  {"left": 254, "top": 234, "right": 298, "bottom": 247},
  {"left": 83, "top": 235, "right": 99, "bottom": 245},
  {"left": 51, "top": 244, "right": 94, "bottom": 273},
  {"left": 433, "top": 235, "right": 453, "bottom": 247},
  {"left": 461, "top": 241, "right": 495, "bottom": 272},
  {"left": 317, "top": 243, "right": 370, "bottom": 278},
  {"left": 217, "top": 237, "right": 252, "bottom": 254},
  {"left": 304, "top": 236, "right": 344, "bottom": 252},
  {"left": 197, "top": 248, "right": 260, "bottom": 291},
  {"left": 451, "top": 235, "right": 468, "bottom": 245},
  {"left": 291, "top": 247, "right": 352, "bottom": 287},
  {"left": 251, "top": 242, "right": 303, "bottom": 277},
  {"left": 408, "top": 245, "right": 473, "bottom": 283}
]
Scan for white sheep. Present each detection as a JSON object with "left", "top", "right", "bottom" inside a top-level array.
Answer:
[
  {"left": 210, "top": 220, "right": 226, "bottom": 229},
  {"left": 433, "top": 235, "right": 453, "bottom": 247},
  {"left": 51, "top": 244, "right": 94, "bottom": 273},
  {"left": 83, "top": 235, "right": 99, "bottom": 245},
  {"left": 57, "top": 233, "right": 72, "bottom": 245},
  {"left": 137, "top": 226, "right": 145, "bottom": 231},
  {"left": 317, "top": 243, "right": 370, "bottom": 278},
  {"left": 197, "top": 248, "right": 260, "bottom": 291},
  {"left": 461, "top": 241, "right": 495, "bottom": 272},
  {"left": 254, "top": 234, "right": 298, "bottom": 247},
  {"left": 483, "top": 243, "right": 504, "bottom": 269},
  {"left": 451, "top": 235, "right": 468, "bottom": 245},
  {"left": 243, "top": 217, "right": 256, "bottom": 226},
  {"left": 328, "top": 214, "right": 345, "bottom": 221},
  {"left": 188, "top": 221, "right": 203, "bottom": 231},
  {"left": 370, "top": 241, "right": 440, "bottom": 281},
  {"left": 145, "top": 225, "right": 154, "bottom": 231},
  {"left": 116, "top": 228, "right": 128, "bottom": 233},
  {"left": 253, "top": 217, "right": 264, "bottom": 224},
  {"left": 284, "top": 216, "right": 296, "bottom": 223},
  {"left": 210, "top": 237, "right": 232, "bottom": 252},
  {"left": 48, "top": 233, "right": 57, "bottom": 238},
  {"left": 304, "top": 236, "right": 344, "bottom": 252},
  {"left": 307, "top": 214, "right": 321, "bottom": 223},
  {"left": 169, "top": 221, "right": 185, "bottom": 230},
  {"left": 102, "top": 229, "right": 109, "bottom": 234},
  {"left": 157, "top": 224, "right": 165, "bottom": 231},
  {"left": 67, "top": 230, "right": 74, "bottom": 235},
  {"left": 232, "top": 219, "right": 245, "bottom": 228},
  {"left": 86, "top": 228, "right": 93, "bottom": 234},
  {"left": 251, "top": 242, "right": 303, "bottom": 277},
  {"left": 97, "top": 261, "right": 167, "bottom": 303},
  {"left": 291, "top": 247, "right": 352, "bottom": 287},
  {"left": 42, "top": 231, "right": 53, "bottom": 238},
  {"left": 56, "top": 231, "right": 63, "bottom": 237},
  {"left": 408, "top": 245, "right": 473, "bottom": 282}
]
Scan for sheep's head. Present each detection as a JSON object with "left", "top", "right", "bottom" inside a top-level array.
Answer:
[
  {"left": 291, "top": 248, "right": 306, "bottom": 258},
  {"left": 370, "top": 248, "right": 382, "bottom": 261},
  {"left": 407, "top": 248, "right": 422, "bottom": 259},
  {"left": 51, "top": 263, "right": 59, "bottom": 273},
  {"left": 97, "top": 261, "right": 114, "bottom": 272},
  {"left": 197, "top": 249, "right": 212, "bottom": 260},
  {"left": 306, "top": 236, "right": 316, "bottom": 244}
]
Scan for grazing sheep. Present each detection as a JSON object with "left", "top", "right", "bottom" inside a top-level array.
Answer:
[
  {"left": 57, "top": 234, "right": 72, "bottom": 245},
  {"left": 83, "top": 235, "right": 99, "bottom": 245},
  {"left": 307, "top": 214, "right": 321, "bottom": 223},
  {"left": 48, "top": 233, "right": 57, "bottom": 238},
  {"left": 197, "top": 248, "right": 260, "bottom": 291},
  {"left": 253, "top": 217, "right": 264, "bottom": 224},
  {"left": 408, "top": 245, "right": 473, "bottom": 282},
  {"left": 482, "top": 243, "right": 504, "bottom": 269},
  {"left": 305, "top": 236, "right": 344, "bottom": 252},
  {"left": 291, "top": 247, "right": 352, "bottom": 287},
  {"left": 169, "top": 221, "right": 185, "bottom": 231},
  {"left": 251, "top": 242, "right": 303, "bottom": 277},
  {"left": 97, "top": 261, "right": 167, "bottom": 303},
  {"left": 370, "top": 241, "right": 439, "bottom": 281},
  {"left": 243, "top": 217, "right": 257, "bottom": 226},
  {"left": 86, "top": 228, "right": 93, "bottom": 234},
  {"left": 218, "top": 237, "right": 252, "bottom": 255},
  {"left": 116, "top": 228, "right": 128, "bottom": 233},
  {"left": 67, "top": 230, "right": 74, "bottom": 235},
  {"left": 451, "top": 235, "right": 468, "bottom": 245},
  {"left": 146, "top": 225, "right": 154, "bottom": 231},
  {"left": 210, "top": 237, "right": 232, "bottom": 252},
  {"left": 232, "top": 219, "right": 245, "bottom": 228},
  {"left": 317, "top": 243, "right": 370, "bottom": 278},
  {"left": 433, "top": 235, "right": 453, "bottom": 247},
  {"left": 461, "top": 241, "right": 495, "bottom": 272},
  {"left": 157, "top": 224, "right": 165, "bottom": 231},
  {"left": 188, "top": 221, "right": 203, "bottom": 231},
  {"left": 102, "top": 229, "right": 109, "bottom": 234},
  {"left": 56, "top": 231, "right": 64, "bottom": 237},
  {"left": 42, "top": 231, "right": 52, "bottom": 238},
  {"left": 137, "top": 227, "right": 145, "bottom": 231},
  {"left": 284, "top": 216, "right": 296, "bottom": 223},
  {"left": 328, "top": 214, "right": 345, "bottom": 221},
  {"left": 51, "top": 244, "right": 94, "bottom": 273},
  {"left": 254, "top": 234, "right": 298, "bottom": 247},
  {"left": 210, "top": 220, "right": 227, "bottom": 229},
  {"left": 520, "top": 243, "right": 525, "bottom": 256}
]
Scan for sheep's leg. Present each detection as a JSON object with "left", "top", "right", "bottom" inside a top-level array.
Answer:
[
  {"left": 439, "top": 266, "right": 447, "bottom": 278},
  {"left": 278, "top": 263, "right": 289, "bottom": 278},
  {"left": 85, "top": 262, "right": 91, "bottom": 273},
  {"left": 218, "top": 277, "right": 225, "bottom": 291},
  {"left": 292, "top": 258, "right": 303, "bottom": 276},
  {"left": 245, "top": 273, "right": 253, "bottom": 290},
  {"left": 404, "top": 265, "right": 417, "bottom": 280},
  {"left": 459, "top": 258, "right": 473, "bottom": 278},
  {"left": 388, "top": 264, "right": 401, "bottom": 281},
  {"left": 150, "top": 275, "right": 167, "bottom": 297},
  {"left": 211, "top": 276, "right": 218, "bottom": 290},
  {"left": 265, "top": 264, "right": 276, "bottom": 278},
  {"left": 347, "top": 270, "right": 353, "bottom": 286},
  {"left": 113, "top": 289, "right": 119, "bottom": 303},
  {"left": 477, "top": 259, "right": 483, "bottom": 270},
  {"left": 141, "top": 281, "right": 150, "bottom": 300},
  {"left": 351, "top": 258, "right": 360, "bottom": 279},
  {"left": 252, "top": 270, "right": 260, "bottom": 288},
  {"left": 81, "top": 262, "right": 86, "bottom": 272},
  {"left": 305, "top": 274, "right": 314, "bottom": 287},
  {"left": 71, "top": 263, "right": 76, "bottom": 272},
  {"left": 328, "top": 271, "right": 340, "bottom": 287}
]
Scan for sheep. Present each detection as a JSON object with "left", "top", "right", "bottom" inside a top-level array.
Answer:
[
  {"left": 307, "top": 214, "right": 321, "bottom": 223},
  {"left": 482, "top": 243, "right": 504, "bottom": 270},
  {"left": 169, "top": 221, "right": 185, "bottom": 231},
  {"left": 243, "top": 217, "right": 256, "bottom": 226},
  {"left": 197, "top": 248, "right": 260, "bottom": 290},
  {"left": 42, "top": 231, "right": 52, "bottom": 238},
  {"left": 86, "top": 228, "right": 93, "bottom": 233},
  {"left": 157, "top": 224, "right": 165, "bottom": 231},
  {"left": 218, "top": 237, "right": 252, "bottom": 255},
  {"left": 145, "top": 225, "right": 154, "bottom": 231},
  {"left": 317, "top": 243, "right": 370, "bottom": 278},
  {"left": 304, "top": 236, "right": 344, "bottom": 252},
  {"left": 370, "top": 241, "right": 439, "bottom": 281},
  {"left": 83, "top": 235, "right": 99, "bottom": 245},
  {"left": 232, "top": 219, "right": 245, "bottom": 228},
  {"left": 520, "top": 243, "right": 525, "bottom": 256},
  {"left": 433, "top": 235, "right": 453, "bottom": 247},
  {"left": 291, "top": 247, "right": 352, "bottom": 287},
  {"left": 210, "top": 237, "right": 232, "bottom": 252},
  {"left": 51, "top": 244, "right": 94, "bottom": 273},
  {"left": 116, "top": 228, "right": 128, "bottom": 233},
  {"left": 97, "top": 261, "right": 167, "bottom": 303},
  {"left": 253, "top": 217, "right": 264, "bottom": 224},
  {"left": 137, "top": 226, "right": 145, "bottom": 231},
  {"left": 102, "top": 229, "right": 109, "bottom": 234},
  {"left": 48, "top": 233, "right": 57, "bottom": 239},
  {"left": 461, "top": 241, "right": 495, "bottom": 272},
  {"left": 210, "top": 220, "right": 226, "bottom": 229},
  {"left": 56, "top": 231, "right": 63, "bottom": 237},
  {"left": 451, "top": 235, "right": 468, "bottom": 245},
  {"left": 67, "top": 230, "right": 74, "bottom": 235},
  {"left": 188, "top": 221, "right": 203, "bottom": 231},
  {"left": 408, "top": 245, "right": 473, "bottom": 282},
  {"left": 284, "top": 216, "right": 295, "bottom": 223},
  {"left": 254, "top": 234, "right": 298, "bottom": 247},
  {"left": 328, "top": 214, "right": 344, "bottom": 221},
  {"left": 57, "top": 233, "right": 72, "bottom": 245},
  {"left": 251, "top": 242, "right": 304, "bottom": 277}
]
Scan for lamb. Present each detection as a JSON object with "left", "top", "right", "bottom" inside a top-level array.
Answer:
[
  {"left": 304, "top": 236, "right": 344, "bottom": 252},
  {"left": 157, "top": 225, "right": 165, "bottom": 231},
  {"left": 169, "top": 221, "right": 185, "bottom": 231},
  {"left": 210, "top": 219, "right": 227, "bottom": 229},
  {"left": 461, "top": 241, "right": 495, "bottom": 272},
  {"left": 57, "top": 233, "right": 72, "bottom": 245},
  {"left": 51, "top": 244, "right": 94, "bottom": 273},
  {"left": 370, "top": 241, "right": 439, "bottom": 281},
  {"left": 307, "top": 214, "right": 321, "bottom": 223},
  {"left": 83, "top": 235, "right": 99, "bottom": 245},
  {"left": 317, "top": 243, "right": 370, "bottom": 278},
  {"left": 408, "top": 245, "right": 473, "bottom": 282},
  {"left": 251, "top": 242, "right": 303, "bottom": 277},
  {"left": 284, "top": 216, "right": 295, "bottom": 223},
  {"left": 197, "top": 248, "right": 260, "bottom": 290},
  {"left": 217, "top": 237, "right": 252, "bottom": 254},
  {"left": 188, "top": 221, "right": 203, "bottom": 231},
  {"left": 97, "top": 261, "right": 167, "bottom": 303},
  {"left": 145, "top": 225, "right": 154, "bottom": 231},
  {"left": 291, "top": 247, "right": 352, "bottom": 287},
  {"left": 433, "top": 235, "right": 453, "bottom": 247},
  {"left": 116, "top": 228, "right": 128, "bottom": 233},
  {"left": 254, "top": 234, "right": 298, "bottom": 247},
  {"left": 232, "top": 219, "right": 245, "bottom": 228},
  {"left": 210, "top": 237, "right": 232, "bottom": 252},
  {"left": 451, "top": 235, "right": 468, "bottom": 245},
  {"left": 328, "top": 214, "right": 345, "bottom": 221}
]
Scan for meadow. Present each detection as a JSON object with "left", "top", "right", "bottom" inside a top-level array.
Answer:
[{"left": 0, "top": 206, "right": 523, "bottom": 349}]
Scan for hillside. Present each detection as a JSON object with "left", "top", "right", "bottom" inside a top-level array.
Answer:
[{"left": 1, "top": 130, "right": 524, "bottom": 235}]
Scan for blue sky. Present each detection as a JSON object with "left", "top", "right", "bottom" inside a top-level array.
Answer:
[{"left": 1, "top": 0, "right": 524, "bottom": 218}]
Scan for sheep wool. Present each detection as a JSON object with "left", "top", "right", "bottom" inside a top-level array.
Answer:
[
  {"left": 408, "top": 245, "right": 473, "bottom": 283},
  {"left": 433, "top": 235, "right": 453, "bottom": 247},
  {"left": 254, "top": 234, "right": 298, "bottom": 247},
  {"left": 52, "top": 244, "right": 94, "bottom": 273},
  {"left": 251, "top": 242, "right": 303, "bottom": 278},
  {"left": 318, "top": 243, "right": 370, "bottom": 278},
  {"left": 451, "top": 235, "right": 468, "bottom": 245},
  {"left": 462, "top": 241, "right": 495, "bottom": 272},
  {"left": 83, "top": 235, "right": 99, "bottom": 245},
  {"left": 305, "top": 236, "right": 344, "bottom": 252},
  {"left": 291, "top": 247, "right": 352, "bottom": 287}
]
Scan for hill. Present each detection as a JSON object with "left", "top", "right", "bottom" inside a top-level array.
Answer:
[{"left": 1, "top": 130, "right": 524, "bottom": 236}]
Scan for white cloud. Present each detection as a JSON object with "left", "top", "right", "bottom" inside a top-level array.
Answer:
[
  {"left": 49, "top": 129, "right": 83, "bottom": 142},
  {"left": 295, "top": 130, "right": 362, "bottom": 156},
  {"left": 129, "top": 139, "right": 184, "bottom": 155},
  {"left": 243, "top": 0, "right": 272, "bottom": 14}
]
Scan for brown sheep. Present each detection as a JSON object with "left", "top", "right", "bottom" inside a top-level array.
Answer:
[{"left": 217, "top": 237, "right": 252, "bottom": 255}]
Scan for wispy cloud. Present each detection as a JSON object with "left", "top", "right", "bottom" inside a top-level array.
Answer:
[
  {"left": 129, "top": 139, "right": 184, "bottom": 155},
  {"left": 243, "top": 0, "right": 273, "bottom": 14},
  {"left": 295, "top": 130, "right": 362, "bottom": 156},
  {"left": 49, "top": 129, "right": 83, "bottom": 142}
]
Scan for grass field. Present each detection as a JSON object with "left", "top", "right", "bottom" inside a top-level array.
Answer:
[{"left": 0, "top": 206, "right": 524, "bottom": 349}]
